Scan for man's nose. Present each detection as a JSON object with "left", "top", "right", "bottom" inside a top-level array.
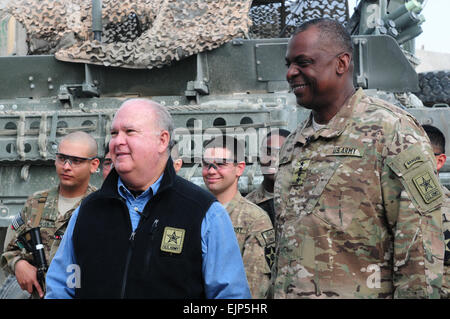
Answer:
[
  {"left": 112, "top": 131, "right": 126, "bottom": 146},
  {"left": 286, "top": 65, "right": 299, "bottom": 81},
  {"left": 207, "top": 163, "right": 218, "bottom": 172},
  {"left": 62, "top": 160, "right": 72, "bottom": 169}
]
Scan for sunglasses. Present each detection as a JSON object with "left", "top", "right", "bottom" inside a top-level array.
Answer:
[
  {"left": 55, "top": 153, "right": 97, "bottom": 167},
  {"left": 201, "top": 158, "right": 237, "bottom": 170}
]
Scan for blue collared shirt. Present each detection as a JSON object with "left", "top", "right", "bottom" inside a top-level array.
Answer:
[{"left": 45, "top": 175, "right": 251, "bottom": 299}]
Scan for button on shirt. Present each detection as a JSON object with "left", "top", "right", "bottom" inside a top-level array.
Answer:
[{"left": 45, "top": 175, "right": 251, "bottom": 299}]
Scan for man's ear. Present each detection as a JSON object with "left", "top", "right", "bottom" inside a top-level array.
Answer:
[
  {"left": 159, "top": 130, "right": 171, "bottom": 154},
  {"left": 336, "top": 52, "right": 351, "bottom": 75},
  {"left": 173, "top": 159, "right": 183, "bottom": 173},
  {"left": 436, "top": 153, "right": 447, "bottom": 172},
  {"left": 235, "top": 161, "right": 246, "bottom": 177},
  {"left": 90, "top": 158, "right": 100, "bottom": 174}
]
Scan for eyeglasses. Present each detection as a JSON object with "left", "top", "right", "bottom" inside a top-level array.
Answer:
[
  {"left": 201, "top": 158, "right": 237, "bottom": 171},
  {"left": 55, "top": 153, "right": 97, "bottom": 167},
  {"left": 102, "top": 158, "right": 113, "bottom": 169}
]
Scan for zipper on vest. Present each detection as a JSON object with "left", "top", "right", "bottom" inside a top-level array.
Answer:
[
  {"left": 145, "top": 219, "right": 159, "bottom": 270},
  {"left": 120, "top": 218, "right": 158, "bottom": 298},
  {"left": 120, "top": 230, "right": 136, "bottom": 298}
]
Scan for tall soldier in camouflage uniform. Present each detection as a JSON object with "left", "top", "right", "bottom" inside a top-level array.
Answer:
[
  {"left": 1, "top": 131, "right": 99, "bottom": 298},
  {"left": 423, "top": 124, "right": 450, "bottom": 298},
  {"left": 270, "top": 18, "right": 445, "bottom": 299},
  {"left": 203, "top": 135, "right": 274, "bottom": 298},
  {"left": 246, "top": 129, "right": 290, "bottom": 225}
]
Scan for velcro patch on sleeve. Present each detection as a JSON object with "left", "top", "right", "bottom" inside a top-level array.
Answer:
[
  {"left": 412, "top": 171, "right": 442, "bottom": 204},
  {"left": 387, "top": 143, "right": 442, "bottom": 213},
  {"left": 261, "top": 228, "right": 275, "bottom": 246}
]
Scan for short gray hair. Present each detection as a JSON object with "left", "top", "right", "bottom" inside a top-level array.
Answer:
[{"left": 123, "top": 98, "right": 174, "bottom": 149}]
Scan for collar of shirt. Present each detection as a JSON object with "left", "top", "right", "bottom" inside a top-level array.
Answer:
[
  {"left": 224, "top": 191, "right": 243, "bottom": 214},
  {"left": 117, "top": 174, "right": 164, "bottom": 231},
  {"left": 294, "top": 88, "right": 363, "bottom": 145}
]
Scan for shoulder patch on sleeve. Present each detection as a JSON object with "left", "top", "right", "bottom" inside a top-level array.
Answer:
[
  {"left": 260, "top": 228, "right": 275, "bottom": 246},
  {"left": 412, "top": 171, "right": 442, "bottom": 204},
  {"left": 387, "top": 143, "right": 442, "bottom": 213}
]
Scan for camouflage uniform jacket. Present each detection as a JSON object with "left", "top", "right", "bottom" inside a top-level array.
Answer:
[
  {"left": 226, "top": 191, "right": 275, "bottom": 298},
  {"left": 442, "top": 186, "right": 450, "bottom": 298},
  {"left": 246, "top": 184, "right": 275, "bottom": 224},
  {"left": 1, "top": 185, "right": 96, "bottom": 276},
  {"left": 271, "top": 88, "right": 445, "bottom": 299},
  {"left": 246, "top": 184, "right": 273, "bottom": 206}
]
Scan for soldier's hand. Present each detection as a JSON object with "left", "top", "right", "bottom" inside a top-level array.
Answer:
[{"left": 14, "top": 259, "right": 44, "bottom": 298}]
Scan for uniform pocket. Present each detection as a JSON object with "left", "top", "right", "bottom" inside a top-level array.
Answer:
[{"left": 312, "top": 152, "right": 366, "bottom": 231}]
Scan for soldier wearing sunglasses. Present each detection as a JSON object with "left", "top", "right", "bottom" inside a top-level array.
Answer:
[
  {"left": 202, "top": 135, "right": 274, "bottom": 298},
  {"left": 1, "top": 131, "right": 99, "bottom": 298}
]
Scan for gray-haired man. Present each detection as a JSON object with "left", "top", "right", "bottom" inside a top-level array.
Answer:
[{"left": 45, "top": 98, "right": 250, "bottom": 299}]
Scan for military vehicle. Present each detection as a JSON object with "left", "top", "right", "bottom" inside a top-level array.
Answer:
[{"left": 0, "top": 0, "right": 448, "bottom": 254}]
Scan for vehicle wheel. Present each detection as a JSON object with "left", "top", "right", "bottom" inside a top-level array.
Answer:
[{"left": 415, "top": 70, "right": 450, "bottom": 106}]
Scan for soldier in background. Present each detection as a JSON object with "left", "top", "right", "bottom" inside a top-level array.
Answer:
[
  {"left": 0, "top": 131, "right": 98, "bottom": 298},
  {"left": 246, "top": 129, "right": 290, "bottom": 225},
  {"left": 271, "top": 18, "right": 444, "bottom": 298},
  {"left": 170, "top": 140, "right": 183, "bottom": 174},
  {"left": 102, "top": 142, "right": 113, "bottom": 180},
  {"left": 202, "top": 135, "right": 274, "bottom": 298},
  {"left": 422, "top": 124, "right": 449, "bottom": 298}
]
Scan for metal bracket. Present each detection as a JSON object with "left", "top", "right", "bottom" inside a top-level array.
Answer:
[
  {"left": 185, "top": 53, "right": 209, "bottom": 99},
  {"left": 16, "top": 114, "right": 26, "bottom": 160},
  {"left": 38, "top": 114, "right": 48, "bottom": 159},
  {"left": 354, "top": 37, "right": 368, "bottom": 88},
  {"left": 20, "top": 164, "right": 30, "bottom": 181},
  {"left": 48, "top": 112, "right": 58, "bottom": 154},
  {"left": 58, "top": 85, "right": 74, "bottom": 109},
  {"left": 58, "top": 64, "right": 99, "bottom": 108}
]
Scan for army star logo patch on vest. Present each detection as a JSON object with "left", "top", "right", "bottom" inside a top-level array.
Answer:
[
  {"left": 161, "top": 227, "right": 185, "bottom": 254},
  {"left": 413, "top": 171, "right": 442, "bottom": 204}
]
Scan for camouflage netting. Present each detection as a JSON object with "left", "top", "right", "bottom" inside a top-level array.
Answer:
[
  {"left": 3, "top": 0, "right": 348, "bottom": 69},
  {"left": 5, "top": 0, "right": 253, "bottom": 69},
  {"left": 249, "top": 0, "right": 349, "bottom": 38}
]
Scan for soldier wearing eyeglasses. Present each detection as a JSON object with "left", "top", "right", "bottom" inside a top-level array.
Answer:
[
  {"left": 202, "top": 135, "right": 274, "bottom": 298},
  {"left": 1, "top": 131, "right": 99, "bottom": 298}
]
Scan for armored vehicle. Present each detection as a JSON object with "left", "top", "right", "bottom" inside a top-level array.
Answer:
[{"left": 0, "top": 0, "right": 448, "bottom": 254}]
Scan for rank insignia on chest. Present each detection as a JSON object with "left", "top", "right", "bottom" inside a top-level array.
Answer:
[
  {"left": 291, "top": 159, "right": 310, "bottom": 185},
  {"left": 160, "top": 227, "right": 185, "bottom": 254},
  {"left": 413, "top": 171, "right": 442, "bottom": 204}
]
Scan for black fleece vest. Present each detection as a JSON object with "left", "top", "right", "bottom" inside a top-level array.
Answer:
[{"left": 73, "top": 158, "right": 216, "bottom": 299}]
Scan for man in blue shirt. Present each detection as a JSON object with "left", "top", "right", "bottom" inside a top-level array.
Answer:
[{"left": 45, "top": 98, "right": 250, "bottom": 299}]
